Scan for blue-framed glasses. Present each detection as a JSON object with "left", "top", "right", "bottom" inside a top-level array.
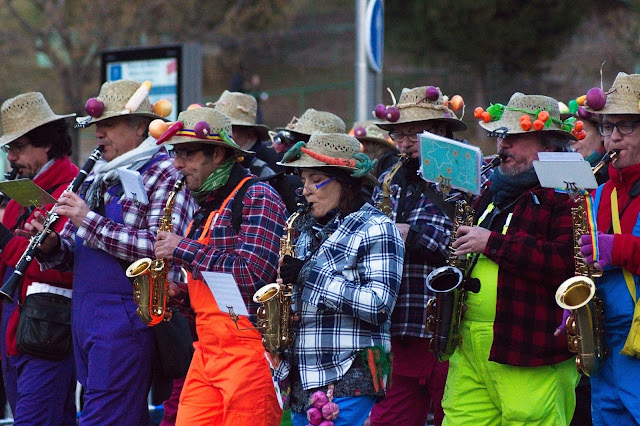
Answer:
[{"left": 295, "top": 176, "right": 336, "bottom": 196}]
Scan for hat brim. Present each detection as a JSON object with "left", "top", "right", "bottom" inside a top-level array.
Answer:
[
  {"left": 478, "top": 120, "right": 577, "bottom": 141},
  {"left": 0, "top": 113, "right": 76, "bottom": 147},
  {"left": 232, "top": 124, "right": 270, "bottom": 142},
  {"left": 277, "top": 155, "right": 378, "bottom": 187},
  {"left": 375, "top": 117, "right": 467, "bottom": 132},
  {"left": 166, "top": 136, "right": 254, "bottom": 156},
  {"left": 79, "top": 110, "right": 165, "bottom": 127}
]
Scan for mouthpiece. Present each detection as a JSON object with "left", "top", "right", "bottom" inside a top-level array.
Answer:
[
  {"left": 3, "top": 169, "right": 18, "bottom": 180},
  {"left": 592, "top": 150, "right": 619, "bottom": 175}
]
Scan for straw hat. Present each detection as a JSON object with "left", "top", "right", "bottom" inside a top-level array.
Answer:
[
  {"left": 375, "top": 86, "right": 467, "bottom": 132},
  {"left": 156, "top": 107, "right": 253, "bottom": 156},
  {"left": 278, "top": 108, "right": 346, "bottom": 136},
  {"left": 278, "top": 132, "right": 378, "bottom": 187},
  {"left": 0, "top": 92, "right": 75, "bottom": 146},
  {"left": 76, "top": 80, "right": 163, "bottom": 127},
  {"left": 209, "top": 90, "right": 270, "bottom": 141},
  {"left": 478, "top": 92, "right": 576, "bottom": 141},
  {"left": 350, "top": 120, "right": 396, "bottom": 150},
  {"left": 583, "top": 72, "right": 640, "bottom": 115}
]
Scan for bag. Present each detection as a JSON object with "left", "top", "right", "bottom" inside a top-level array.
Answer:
[
  {"left": 16, "top": 292, "right": 72, "bottom": 361},
  {"left": 151, "top": 308, "right": 195, "bottom": 404}
]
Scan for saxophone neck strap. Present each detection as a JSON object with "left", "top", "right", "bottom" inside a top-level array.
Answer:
[{"left": 611, "top": 188, "right": 637, "bottom": 303}]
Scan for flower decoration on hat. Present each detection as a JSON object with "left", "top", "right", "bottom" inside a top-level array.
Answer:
[
  {"left": 373, "top": 86, "right": 464, "bottom": 123},
  {"left": 475, "top": 102, "right": 586, "bottom": 140},
  {"left": 282, "top": 141, "right": 376, "bottom": 178}
]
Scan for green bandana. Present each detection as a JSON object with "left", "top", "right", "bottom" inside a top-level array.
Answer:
[{"left": 192, "top": 159, "right": 234, "bottom": 204}]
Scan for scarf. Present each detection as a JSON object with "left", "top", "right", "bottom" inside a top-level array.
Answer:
[
  {"left": 488, "top": 167, "right": 539, "bottom": 206},
  {"left": 85, "top": 136, "right": 161, "bottom": 210},
  {"left": 191, "top": 159, "right": 235, "bottom": 205}
]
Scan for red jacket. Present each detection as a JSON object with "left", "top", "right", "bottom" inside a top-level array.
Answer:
[
  {"left": 598, "top": 163, "right": 640, "bottom": 275},
  {"left": 1, "top": 157, "right": 78, "bottom": 356},
  {"left": 476, "top": 185, "right": 576, "bottom": 367}
]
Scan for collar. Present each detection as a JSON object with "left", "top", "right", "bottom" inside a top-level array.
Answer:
[{"left": 610, "top": 162, "right": 640, "bottom": 190}]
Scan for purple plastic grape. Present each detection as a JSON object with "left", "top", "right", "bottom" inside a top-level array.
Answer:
[
  {"left": 354, "top": 126, "right": 367, "bottom": 138},
  {"left": 194, "top": 121, "right": 211, "bottom": 139},
  {"left": 385, "top": 106, "right": 400, "bottom": 122},
  {"left": 586, "top": 87, "right": 607, "bottom": 111},
  {"left": 577, "top": 106, "right": 593, "bottom": 120},
  {"left": 85, "top": 98, "right": 105, "bottom": 118},
  {"left": 307, "top": 407, "right": 323, "bottom": 425},
  {"left": 425, "top": 86, "right": 440, "bottom": 101},
  {"left": 374, "top": 104, "right": 387, "bottom": 119}
]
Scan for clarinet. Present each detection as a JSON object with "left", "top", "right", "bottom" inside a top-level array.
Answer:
[{"left": 0, "top": 147, "right": 103, "bottom": 303}]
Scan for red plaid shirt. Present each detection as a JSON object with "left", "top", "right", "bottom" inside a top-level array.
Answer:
[{"left": 475, "top": 185, "right": 576, "bottom": 367}]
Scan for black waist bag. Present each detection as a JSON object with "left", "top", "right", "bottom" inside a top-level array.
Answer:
[{"left": 16, "top": 292, "right": 72, "bottom": 361}]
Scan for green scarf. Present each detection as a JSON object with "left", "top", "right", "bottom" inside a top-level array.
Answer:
[{"left": 192, "top": 159, "right": 234, "bottom": 204}]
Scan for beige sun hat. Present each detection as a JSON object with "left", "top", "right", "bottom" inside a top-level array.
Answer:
[
  {"left": 583, "top": 72, "right": 640, "bottom": 115},
  {"left": 375, "top": 86, "right": 467, "bottom": 132},
  {"left": 76, "top": 80, "right": 164, "bottom": 127},
  {"left": 278, "top": 131, "right": 378, "bottom": 187},
  {"left": 156, "top": 107, "right": 253, "bottom": 156},
  {"left": 278, "top": 108, "right": 346, "bottom": 136},
  {"left": 0, "top": 92, "right": 75, "bottom": 146},
  {"left": 208, "top": 90, "right": 270, "bottom": 141},
  {"left": 350, "top": 120, "right": 396, "bottom": 150},
  {"left": 478, "top": 92, "right": 576, "bottom": 141}
]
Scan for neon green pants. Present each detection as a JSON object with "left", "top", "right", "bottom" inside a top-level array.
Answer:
[{"left": 441, "top": 320, "right": 579, "bottom": 426}]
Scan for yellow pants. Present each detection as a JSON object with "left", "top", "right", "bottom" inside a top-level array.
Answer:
[{"left": 442, "top": 321, "right": 579, "bottom": 426}]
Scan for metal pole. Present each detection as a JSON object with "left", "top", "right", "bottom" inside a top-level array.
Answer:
[{"left": 355, "top": 0, "right": 369, "bottom": 122}]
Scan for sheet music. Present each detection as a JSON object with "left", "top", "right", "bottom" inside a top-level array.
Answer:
[
  {"left": 201, "top": 271, "right": 249, "bottom": 317},
  {"left": 117, "top": 168, "right": 149, "bottom": 205}
]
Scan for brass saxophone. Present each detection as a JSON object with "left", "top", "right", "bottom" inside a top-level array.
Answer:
[
  {"left": 375, "top": 153, "right": 408, "bottom": 217},
  {"left": 425, "top": 199, "right": 477, "bottom": 361},
  {"left": 555, "top": 150, "right": 618, "bottom": 375},
  {"left": 126, "top": 177, "right": 185, "bottom": 326},
  {"left": 425, "top": 155, "right": 502, "bottom": 361},
  {"left": 252, "top": 208, "right": 305, "bottom": 354}
]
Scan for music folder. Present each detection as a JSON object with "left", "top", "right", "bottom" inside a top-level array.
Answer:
[{"left": 0, "top": 179, "right": 57, "bottom": 208}]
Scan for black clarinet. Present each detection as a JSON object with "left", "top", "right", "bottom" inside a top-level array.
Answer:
[{"left": 0, "top": 147, "right": 103, "bottom": 303}]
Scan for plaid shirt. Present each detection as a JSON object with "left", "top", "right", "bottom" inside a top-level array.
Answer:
[
  {"left": 39, "top": 150, "right": 196, "bottom": 280},
  {"left": 172, "top": 169, "right": 287, "bottom": 317},
  {"left": 475, "top": 185, "right": 576, "bottom": 367},
  {"left": 292, "top": 203, "right": 404, "bottom": 390},
  {"left": 371, "top": 164, "right": 452, "bottom": 338}
]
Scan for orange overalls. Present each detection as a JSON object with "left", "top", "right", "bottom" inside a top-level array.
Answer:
[{"left": 176, "top": 180, "right": 282, "bottom": 425}]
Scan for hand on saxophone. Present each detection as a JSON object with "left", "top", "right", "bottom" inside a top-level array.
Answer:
[
  {"left": 554, "top": 309, "right": 571, "bottom": 337},
  {"left": 452, "top": 225, "right": 491, "bottom": 256},
  {"left": 16, "top": 211, "right": 59, "bottom": 254},
  {"left": 579, "top": 232, "right": 614, "bottom": 270},
  {"left": 155, "top": 231, "right": 183, "bottom": 259},
  {"left": 279, "top": 255, "right": 305, "bottom": 286}
]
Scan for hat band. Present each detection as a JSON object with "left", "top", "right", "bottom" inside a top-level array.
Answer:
[
  {"left": 282, "top": 141, "right": 375, "bottom": 178},
  {"left": 175, "top": 129, "right": 226, "bottom": 142}
]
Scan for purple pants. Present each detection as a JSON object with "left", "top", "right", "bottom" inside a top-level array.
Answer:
[{"left": 0, "top": 277, "right": 76, "bottom": 425}]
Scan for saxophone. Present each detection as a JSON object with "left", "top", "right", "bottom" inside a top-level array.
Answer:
[
  {"left": 555, "top": 150, "right": 618, "bottom": 375},
  {"left": 126, "top": 177, "right": 185, "bottom": 326},
  {"left": 424, "top": 155, "right": 502, "bottom": 361},
  {"left": 425, "top": 198, "right": 477, "bottom": 361},
  {"left": 252, "top": 208, "right": 305, "bottom": 354},
  {"left": 375, "top": 153, "right": 408, "bottom": 217}
]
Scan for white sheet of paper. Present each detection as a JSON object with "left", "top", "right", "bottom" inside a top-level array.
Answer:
[
  {"left": 533, "top": 160, "right": 598, "bottom": 190},
  {"left": 537, "top": 152, "right": 583, "bottom": 161},
  {"left": 201, "top": 271, "right": 249, "bottom": 317},
  {"left": 117, "top": 168, "right": 149, "bottom": 205}
]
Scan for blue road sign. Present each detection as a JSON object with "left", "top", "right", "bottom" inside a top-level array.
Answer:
[{"left": 366, "top": 0, "right": 384, "bottom": 73}]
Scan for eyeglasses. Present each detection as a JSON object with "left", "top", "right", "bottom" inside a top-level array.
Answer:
[
  {"left": 295, "top": 176, "right": 336, "bottom": 196},
  {"left": 598, "top": 121, "right": 640, "bottom": 137},
  {"left": 388, "top": 131, "right": 419, "bottom": 143},
  {"left": 1, "top": 142, "right": 30, "bottom": 154},
  {"left": 169, "top": 148, "right": 201, "bottom": 160}
]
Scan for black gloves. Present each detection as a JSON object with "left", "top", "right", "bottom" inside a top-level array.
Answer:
[{"left": 280, "top": 255, "right": 305, "bottom": 285}]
